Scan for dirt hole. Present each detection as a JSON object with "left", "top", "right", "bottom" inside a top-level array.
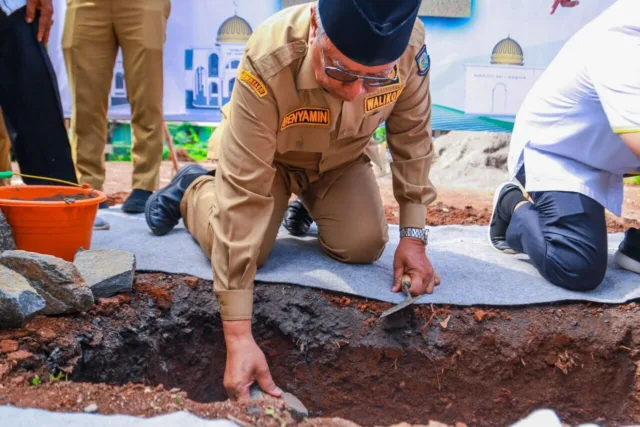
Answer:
[{"left": 44, "top": 274, "right": 640, "bottom": 426}]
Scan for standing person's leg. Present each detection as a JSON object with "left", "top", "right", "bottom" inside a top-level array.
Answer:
[
  {"left": 0, "top": 7, "right": 78, "bottom": 185},
  {"left": 63, "top": 0, "right": 117, "bottom": 192},
  {"left": 301, "top": 156, "right": 388, "bottom": 264},
  {"left": 0, "top": 110, "right": 12, "bottom": 186},
  {"left": 115, "top": 0, "right": 171, "bottom": 213},
  {"left": 490, "top": 176, "right": 608, "bottom": 291}
]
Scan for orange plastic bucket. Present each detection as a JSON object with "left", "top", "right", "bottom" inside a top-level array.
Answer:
[{"left": 0, "top": 185, "right": 106, "bottom": 261}]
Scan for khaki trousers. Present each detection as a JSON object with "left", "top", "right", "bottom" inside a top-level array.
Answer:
[
  {"left": 181, "top": 158, "right": 388, "bottom": 268},
  {"left": 62, "top": 0, "right": 170, "bottom": 191},
  {"left": 0, "top": 110, "right": 11, "bottom": 186}
]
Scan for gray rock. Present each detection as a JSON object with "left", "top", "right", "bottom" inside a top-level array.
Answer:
[
  {"left": 0, "top": 251, "right": 93, "bottom": 315},
  {"left": 0, "top": 265, "right": 46, "bottom": 328},
  {"left": 74, "top": 250, "right": 135, "bottom": 300},
  {"left": 83, "top": 404, "right": 98, "bottom": 414},
  {"left": 0, "top": 210, "right": 16, "bottom": 253}
]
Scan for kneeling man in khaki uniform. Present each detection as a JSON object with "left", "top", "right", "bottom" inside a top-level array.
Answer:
[{"left": 146, "top": 0, "right": 439, "bottom": 400}]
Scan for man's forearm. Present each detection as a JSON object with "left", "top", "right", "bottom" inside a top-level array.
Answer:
[{"left": 223, "top": 320, "right": 254, "bottom": 347}]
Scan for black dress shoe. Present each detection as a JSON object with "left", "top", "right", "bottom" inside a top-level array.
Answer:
[
  {"left": 122, "top": 189, "right": 153, "bottom": 213},
  {"left": 615, "top": 227, "right": 640, "bottom": 274},
  {"left": 283, "top": 199, "right": 313, "bottom": 236},
  {"left": 488, "top": 182, "right": 525, "bottom": 254},
  {"left": 145, "top": 164, "right": 210, "bottom": 236}
]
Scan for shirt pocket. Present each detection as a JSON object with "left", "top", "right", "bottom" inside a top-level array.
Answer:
[
  {"left": 356, "top": 110, "right": 386, "bottom": 138},
  {"left": 276, "top": 127, "right": 330, "bottom": 154}
]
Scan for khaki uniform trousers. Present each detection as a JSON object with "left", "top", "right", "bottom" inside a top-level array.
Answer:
[
  {"left": 62, "top": 0, "right": 171, "bottom": 192},
  {"left": 0, "top": 110, "right": 12, "bottom": 186},
  {"left": 181, "top": 157, "right": 389, "bottom": 268}
]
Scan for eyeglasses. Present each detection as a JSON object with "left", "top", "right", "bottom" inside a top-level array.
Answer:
[{"left": 319, "top": 42, "right": 399, "bottom": 88}]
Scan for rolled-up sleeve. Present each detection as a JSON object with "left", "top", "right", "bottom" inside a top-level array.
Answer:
[
  {"left": 211, "top": 57, "right": 279, "bottom": 321},
  {"left": 385, "top": 46, "right": 437, "bottom": 229}
]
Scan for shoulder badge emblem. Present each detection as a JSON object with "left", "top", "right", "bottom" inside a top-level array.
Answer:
[
  {"left": 281, "top": 108, "right": 330, "bottom": 131},
  {"left": 415, "top": 45, "right": 430, "bottom": 76},
  {"left": 239, "top": 70, "right": 268, "bottom": 98}
]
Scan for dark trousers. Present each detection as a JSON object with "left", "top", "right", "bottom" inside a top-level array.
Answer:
[
  {"left": 506, "top": 168, "right": 608, "bottom": 291},
  {"left": 0, "top": 7, "right": 78, "bottom": 185}
]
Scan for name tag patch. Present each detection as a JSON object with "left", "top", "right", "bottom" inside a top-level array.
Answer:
[
  {"left": 239, "top": 70, "right": 268, "bottom": 98},
  {"left": 364, "top": 86, "right": 405, "bottom": 113},
  {"left": 280, "top": 108, "right": 330, "bottom": 131}
]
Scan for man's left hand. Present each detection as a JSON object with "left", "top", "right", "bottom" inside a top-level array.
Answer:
[
  {"left": 392, "top": 237, "right": 440, "bottom": 295},
  {"left": 26, "top": 0, "right": 54, "bottom": 44}
]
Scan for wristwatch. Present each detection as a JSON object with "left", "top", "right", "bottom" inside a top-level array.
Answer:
[{"left": 399, "top": 227, "right": 429, "bottom": 246}]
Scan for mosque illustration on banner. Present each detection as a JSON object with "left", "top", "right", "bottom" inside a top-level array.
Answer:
[
  {"left": 184, "top": 13, "right": 251, "bottom": 110},
  {"left": 106, "top": 1, "right": 257, "bottom": 112},
  {"left": 110, "top": 58, "right": 127, "bottom": 107},
  {"left": 463, "top": 36, "right": 545, "bottom": 117}
]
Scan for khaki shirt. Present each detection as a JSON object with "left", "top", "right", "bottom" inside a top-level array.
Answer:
[{"left": 213, "top": 3, "right": 436, "bottom": 321}]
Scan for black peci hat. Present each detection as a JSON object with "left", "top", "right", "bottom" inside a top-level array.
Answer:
[{"left": 318, "top": 0, "right": 421, "bottom": 66}]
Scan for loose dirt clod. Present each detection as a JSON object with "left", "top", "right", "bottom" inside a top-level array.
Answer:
[
  {"left": 6, "top": 350, "right": 33, "bottom": 362},
  {"left": 0, "top": 339, "right": 19, "bottom": 353}
]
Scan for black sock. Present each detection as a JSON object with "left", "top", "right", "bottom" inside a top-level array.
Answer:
[{"left": 498, "top": 188, "right": 526, "bottom": 222}]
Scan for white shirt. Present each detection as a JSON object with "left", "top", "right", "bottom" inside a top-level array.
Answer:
[
  {"left": 508, "top": 0, "right": 640, "bottom": 216},
  {"left": 0, "top": 0, "right": 26, "bottom": 15}
]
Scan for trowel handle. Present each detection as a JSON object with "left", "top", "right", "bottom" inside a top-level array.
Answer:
[{"left": 401, "top": 274, "right": 412, "bottom": 296}]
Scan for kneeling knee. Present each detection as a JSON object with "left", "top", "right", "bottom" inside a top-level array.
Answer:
[
  {"left": 321, "top": 226, "right": 388, "bottom": 264},
  {"left": 547, "top": 258, "right": 607, "bottom": 292}
]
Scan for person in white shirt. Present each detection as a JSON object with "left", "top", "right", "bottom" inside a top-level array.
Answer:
[{"left": 489, "top": 0, "right": 640, "bottom": 291}]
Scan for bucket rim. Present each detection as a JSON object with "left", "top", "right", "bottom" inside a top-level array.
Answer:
[{"left": 0, "top": 185, "right": 107, "bottom": 207}]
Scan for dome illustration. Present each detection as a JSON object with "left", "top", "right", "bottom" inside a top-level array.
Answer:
[
  {"left": 217, "top": 15, "right": 253, "bottom": 43},
  {"left": 490, "top": 37, "right": 524, "bottom": 66}
]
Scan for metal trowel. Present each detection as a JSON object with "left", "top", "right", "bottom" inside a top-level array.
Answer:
[
  {"left": 380, "top": 274, "right": 423, "bottom": 318},
  {"left": 249, "top": 384, "right": 309, "bottom": 417}
]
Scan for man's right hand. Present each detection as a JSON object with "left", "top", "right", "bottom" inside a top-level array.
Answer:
[
  {"left": 223, "top": 320, "right": 283, "bottom": 401},
  {"left": 25, "top": 0, "right": 54, "bottom": 44}
]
